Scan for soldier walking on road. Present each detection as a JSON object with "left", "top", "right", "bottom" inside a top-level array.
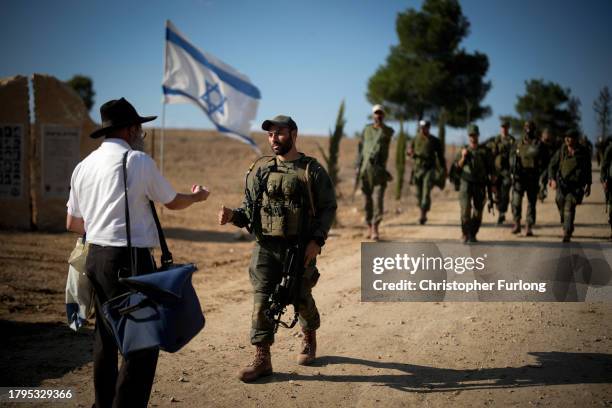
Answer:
[
  {"left": 451, "top": 125, "right": 495, "bottom": 243},
  {"left": 486, "top": 121, "right": 515, "bottom": 225},
  {"left": 356, "top": 104, "right": 394, "bottom": 240},
  {"left": 600, "top": 142, "right": 612, "bottom": 240},
  {"left": 548, "top": 129, "right": 592, "bottom": 242},
  {"left": 538, "top": 128, "right": 558, "bottom": 202},
  {"left": 218, "top": 115, "right": 337, "bottom": 382},
  {"left": 408, "top": 119, "right": 446, "bottom": 225},
  {"left": 510, "top": 121, "right": 547, "bottom": 236}
]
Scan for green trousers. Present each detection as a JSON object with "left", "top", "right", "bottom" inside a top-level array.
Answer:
[
  {"left": 555, "top": 189, "right": 580, "bottom": 235},
  {"left": 496, "top": 173, "right": 512, "bottom": 214},
  {"left": 414, "top": 168, "right": 435, "bottom": 211},
  {"left": 361, "top": 176, "right": 386, "bottom": 225},
  {"left": 512, "top": 177, "right": 539, "bottom": 226},
  {"left": 248, "top": 240, "right": 320, "bottom": 345},
  {"left": 459, "top": 181, "right": 486, "bottom": 237}
]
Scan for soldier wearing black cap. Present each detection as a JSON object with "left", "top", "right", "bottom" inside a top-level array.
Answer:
[
  {"left": 218, "top": 115, "right": 337, "bottom": 382},
  {"left": 548, "top": 129, "right": 592, "bottom": 242}
]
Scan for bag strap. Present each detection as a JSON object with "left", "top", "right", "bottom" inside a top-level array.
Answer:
[
  {"left": 122, "top": 151, "right": 134, "bottom": 276},
  {"left": 149, "top": 201, "right": 173, "bottom": 268}
]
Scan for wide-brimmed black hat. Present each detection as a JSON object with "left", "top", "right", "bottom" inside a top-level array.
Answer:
[{"left": 90, "top": 98, "right": 157, "bottom": 139}]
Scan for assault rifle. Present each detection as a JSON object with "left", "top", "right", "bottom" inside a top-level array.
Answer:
[{"left": 264, "top": 242, "right": 304, "bottom": 333}]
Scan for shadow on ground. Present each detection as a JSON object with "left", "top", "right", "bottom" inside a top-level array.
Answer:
[
  {"left": 0, "top": 320, "right": 93, "bottom": 386},
  {"left": 262, "top": 352, "right": 612, "bottom": 393}
]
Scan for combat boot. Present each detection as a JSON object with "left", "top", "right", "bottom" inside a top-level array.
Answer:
[
  {"left": 419, "top": 209, "right": 427, "bottom": 225},
  {"left": 238, "top": 343, "right": 272, "bottom": 382},
  {"left": 511, "top": 223, "right": 521, "bottom": 234},
  {"left": 371, "top": 223, "right": 380, "bottom": 241},
  {"left": 296, "top": 330, "right": 317, "bottom": 365},
  {"left": 525, "top": 224, "right": 534, "bottom": 237},
  {"left": 364, "top": 224, "right": 372, "bottom": 239}
]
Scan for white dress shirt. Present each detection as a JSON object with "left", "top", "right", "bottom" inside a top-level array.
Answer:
[{"left": 67, "top": 138, "right": 176, "bottom": 248}]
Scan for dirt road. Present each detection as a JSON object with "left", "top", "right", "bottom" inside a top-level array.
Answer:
[{"left": 1, "top": 133, "right": 611, "bottom": 407}]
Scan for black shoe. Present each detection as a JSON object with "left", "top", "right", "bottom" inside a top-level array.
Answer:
[
  {"left": 497, "top": 214, "right": 505, "bottom": 225},
  {"left": 467, "top": 235, "right": 478, "bottom": 243}
]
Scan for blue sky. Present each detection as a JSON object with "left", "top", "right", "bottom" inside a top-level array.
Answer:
[{"left": 1, "top": 0, "right": 611, "bottom": 144}]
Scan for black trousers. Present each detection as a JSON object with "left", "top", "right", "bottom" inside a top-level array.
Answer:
[{"left": 86, "top": 244, "right": 159, "bottom": 408}]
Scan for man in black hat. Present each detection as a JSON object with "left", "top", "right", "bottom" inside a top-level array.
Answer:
[
  {"left": 218, "top": 114, "right": 337, "bottom": 382},
  {"left": 66, "top": 98, "right": 210, "bottom": 407}
]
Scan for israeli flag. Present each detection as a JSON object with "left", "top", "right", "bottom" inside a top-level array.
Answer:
[{"left": 163, "top": 20, "right": 261, "bottom": 153}]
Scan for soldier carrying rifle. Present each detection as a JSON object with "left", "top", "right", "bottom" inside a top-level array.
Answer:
[
  {"left": 450, "top": 124, "right": 495, "bottom": 243},
  {"left": 218, "top": 115, "right": 337, "bottom": 382}
]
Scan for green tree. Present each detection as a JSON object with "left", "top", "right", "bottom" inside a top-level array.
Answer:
[
  {"left": 509, "top": 79, "right": 581, "bottom": 139},
  {"left": 66, "top": 75, "right": 95, "bottom": 111},
  {"left": 317, "top": 100, "right": 345, "bottom": 192},
  {"left": 367, "top": 0, "right": 491, "bottom": 142},
  {"left": 395, "top": 120, "right": 409, "bottom": 200},
  {"left": 593, "top": 85, "right": 611, "bottom": 139}
]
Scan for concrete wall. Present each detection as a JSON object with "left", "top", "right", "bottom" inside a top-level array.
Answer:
[
  {"left": 31, "top": 74, "right": 100, "bottom": 231},
  {"left": 0, "top": 75, "right": 31, "bottom": 229}
]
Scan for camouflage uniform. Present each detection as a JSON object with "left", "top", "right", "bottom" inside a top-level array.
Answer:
[
  {"left": 231, "top": 154, "right": 337, "bottom": 345},
  {"left": 601, "top": 143, "right": 612, "bottom": 238},
  {"left": 510, "top": 133, "right": 546, "bottom": 231},
  {"left": 538, "top": 133, "right": 558, "bottom": 201},
  {"left": 548, "top": 140, "right": 592, "bottom": 241},
  {"left": 357, "top": 123, "right": 394, "bottom": 226},
  {"left": 486, "top": 133, "right": 515, "bottom": 221},
  {"left": 453, "top": 125, "right": 494, "bottom": 242},
  {"left": 410, "top": 130, "right": 445, "bottom": 218}
]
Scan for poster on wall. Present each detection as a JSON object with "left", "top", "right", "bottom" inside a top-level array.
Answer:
[
  {"left": 41, "top": 125, "right": 80, "bottom": 198},
  {"left": 0, "top": 124, "right": 24, "bottom": 199}
]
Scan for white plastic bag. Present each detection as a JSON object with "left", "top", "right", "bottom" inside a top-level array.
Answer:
[{"left": 65, "top": 237, "right": 95, "bottom": 331}]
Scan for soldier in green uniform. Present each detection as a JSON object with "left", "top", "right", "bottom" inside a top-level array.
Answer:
[
  {"left": 486, "top": 121, "right": 515, "bottom": 224},
  {"left": 356, "top": 104, "right": 394, "bottom": 240},
  {"left": 218, "top": 115, "right": 337, "bottom": 382},
  {"left": 408, "top": 119, "right": 446, "bottom": 225},
  {"left": 547, "top": 129, "right": 592, "bottom": 242},
  {"left": 538, "top": 128, "right": 558, "bottom": 202},
  {"left": 600, "top": 142, "right": 612, "bottom": 240},
  {"left": 451, "top": 124, "right": 494, "bottom": 243},
  {"left": 510, "top": 121, "right": 547, "bottom": 236}
]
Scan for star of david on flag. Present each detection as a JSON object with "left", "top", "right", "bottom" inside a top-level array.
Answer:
[
  {"left": 201, "top": 80, "right": 226, "bottom": 116},
  {"left": 162, "top": 20, "right": 261, "bottom": 153}
]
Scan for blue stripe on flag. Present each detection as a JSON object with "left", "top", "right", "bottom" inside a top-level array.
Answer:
[
  {"left": 162, "top": 86, "right": 259, "bottom": 149},
  {"left": 166, "top": 27, "right": 261, "bottom": 100}
]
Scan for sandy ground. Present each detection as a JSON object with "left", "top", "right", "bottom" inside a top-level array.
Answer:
[{"left": 1, "top": 131, "right": 611, "bottom": 407}]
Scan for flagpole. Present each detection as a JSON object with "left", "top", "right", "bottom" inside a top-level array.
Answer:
[{"left": 160, "top": 102, "right": 166, "bottom": 177}]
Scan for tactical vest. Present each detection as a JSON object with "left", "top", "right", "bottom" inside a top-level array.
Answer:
[
  {"left": 413, "top": 134, "right": 437, "bottom": 169},
  {"left": 493, "top": 135, "right": 514, "bottom": 171},
  {"left": 460, "top": 146, "right": 488, "bottom": 184},
  {"left": 517, "top": 141, "right": 540, "bottom": 170},
  {"left": 258, "top": 158, "right": 314, "bottom": 238},
  {"left": 559, "top": 145, "right": 586, "bottom": 184}
]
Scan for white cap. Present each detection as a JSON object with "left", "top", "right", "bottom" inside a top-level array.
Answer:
[{"left": 372, "top": 104, "right": 385, "bottom": 114}]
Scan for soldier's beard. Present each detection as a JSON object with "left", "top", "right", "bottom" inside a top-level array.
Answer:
[{"left": 272, "top": 138, "right": 293, "bottom": 155}]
